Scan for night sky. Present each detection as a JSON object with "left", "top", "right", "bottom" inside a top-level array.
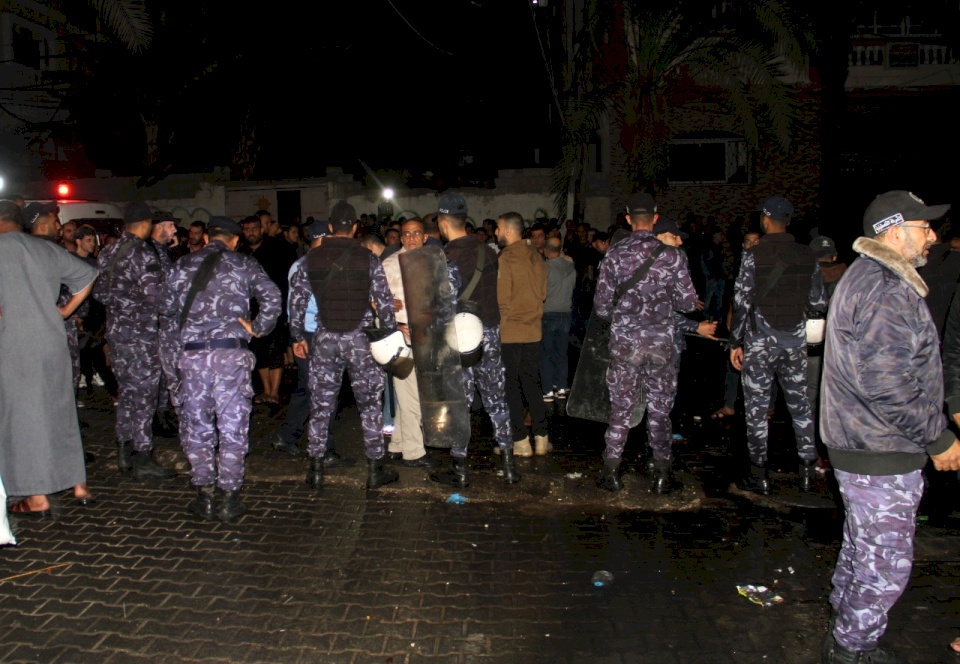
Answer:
[{"left": 68, "top": 0, "right": 553, "bottom": 181}]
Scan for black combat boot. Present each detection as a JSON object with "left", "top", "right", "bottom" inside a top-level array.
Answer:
[
  {"left": 130, "top": 449, "right": 177, "bottom": 481},
  {"left": 737, "top": 462, "right": 771, "bottom": 495},
  {"left": 826, "top": 641, "right": 907, "bottom": 664},
  {"left": 597, "top": 458, "right": 623, "bottom": 493},
  {"left": 219, "top": 489, "right": 246, "bottom": 523},
  {"left": 651, "top": 459, "right": 681, "bottom": 495},
  {"left": 430, "top": 457, "right": 469, "bottom": 488},
  {"left": 305, "top": 455, "right": 324, "bottom": 491},
  {"left": 188, "top": 485, "right": 216, "bottom": 521},
  {"left": 367, "top": 458, "right": 399, "bottom": 489},
  {"left": 117, "top": 440, "right": 133, "bottom": 472},
  {"left": 800, "top": 458, "right": 817, "bottom": 492},
  {"left": 501, "top": 448, "right": 521, "bottom": 484}
]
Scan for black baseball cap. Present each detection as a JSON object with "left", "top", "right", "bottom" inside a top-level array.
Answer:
[
  {"left": 438, "top": 192, "right": 467, "bottom": 216},
  {"left": 759, "top": 195, "right": 794, "bottom": 224},
  {"left": 23, "top": 201, "right": 59, "bottom": 230},
  {"left": 652, "top": 217, "right": 688, "bottom": 239},
  {"left": 862, "top": 190, "right": 950, "bottom": 238},
  {"left": 810, "top": 235, "right": 837, "bottom": 258},
  {"left": 208, "top": 216, "right": 242, "bottom": 235},
  {"left": 329, "top": 200, "right": 357, "bottom": 225},
  {"left": 626, "top": 192, "right": 656, "bottom": 215},
  {"left": 123, "top": 201, "right": 153, "bottom": 225},
  {"left": 304, "top": 219, "right": 329, "bottom": 241}
]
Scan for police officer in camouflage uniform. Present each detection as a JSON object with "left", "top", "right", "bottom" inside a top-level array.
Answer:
[
  {"left": 729, "top": 196, "right": 826, "bottom": 495},
  {"left": 159, "top": 217, "right": 280, "bottom": 523},
  {"left": 437, "top": 192, "right": 520, "bottom": 484},
  {"left": 593, "top": 193, "right": 699, "bottom": 494},
  {"left": 289, "top": 201, "right": 399, "bottom": 491},
  {"left": 95, "top": 202, "right": 177, "bottom": 481},
  {"left": 821, "top": 191, "right": 960, "bottom": 664},
  {"left": 147, "top": 212, "right": 178, "bottom": 437}
]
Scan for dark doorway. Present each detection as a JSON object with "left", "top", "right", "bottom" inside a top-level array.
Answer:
[{"left": 277, "top": 190, "right": 302, "bottom": 226}]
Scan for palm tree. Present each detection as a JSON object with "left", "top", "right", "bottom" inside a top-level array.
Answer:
[
  {"left": 87, "top": 0, "right": 153, "bottom": 52},
  {"left": 551, "top": 0, "right": 815, "bottom": 220}
]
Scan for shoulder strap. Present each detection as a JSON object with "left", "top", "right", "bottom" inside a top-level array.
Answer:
[
  {"left": 104, "top": 238, "right": 138, "bottom": 293},
  {"left": 180, "top": 251, "right": 224, "bottom": 330},
  {"left": 458, "top": 241, "right": 487, "bottom": 302},
  {"left": 613, "top": 243, "right": 666, "bottom": 305}
]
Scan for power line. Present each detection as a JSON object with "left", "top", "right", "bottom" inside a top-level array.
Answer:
[{"left": 383, "top": 0, "right": 454, "bottom": 56}]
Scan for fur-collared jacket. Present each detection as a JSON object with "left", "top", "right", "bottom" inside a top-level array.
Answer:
[{"left": 821, "top": 237, "right": 954, "bottom": 475}]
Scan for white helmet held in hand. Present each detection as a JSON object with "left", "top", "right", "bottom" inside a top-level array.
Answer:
[
  {"left": 446, "top": 312, "right": 483, "bottom": 366},
  {"left": 369, "top": 329, "right": 414, "bottom": 378}
]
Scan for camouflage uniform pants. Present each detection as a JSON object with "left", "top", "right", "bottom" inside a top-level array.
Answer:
[
  {"left": 307, "top": 330, "right": 385, "bottom": 461},
  {"left": 830, "top": 470, "right": 923, "bottom": 652},
  {"left": 461, "top": 325, "right": 512, "bottom": 455},
  {"left": 111, "top": 339, "right": 161, "bottom": 451},
  {"left": 178, "top": 350, "right": 255, "bottom": 491},
  {"left": 66, "top": 318, "right": 80, "bottom": 392},
  {"left": 742, "top": 341, "right": 815, "bottom": 465},
  {"left": 604, "top": 338, "right": 677, "bottom": 463}
]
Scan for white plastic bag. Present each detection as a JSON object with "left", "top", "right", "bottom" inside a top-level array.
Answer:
[{"left": 0, "top": 475, "right": 17, "bottom": 546}]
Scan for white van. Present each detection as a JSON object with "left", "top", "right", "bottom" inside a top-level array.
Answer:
[{"left": 55, "top": 201, "right": 125, "bottom": 238}]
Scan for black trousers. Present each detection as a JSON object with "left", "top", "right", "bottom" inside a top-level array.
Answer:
[{"left": 501, "top": 341, "right": 547, "bottom": 440}]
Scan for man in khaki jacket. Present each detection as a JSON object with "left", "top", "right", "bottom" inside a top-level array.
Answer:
[{"left": 496, "top": 212, "right": 550, "bottom": 455}]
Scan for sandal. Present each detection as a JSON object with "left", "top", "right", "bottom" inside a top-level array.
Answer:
[
  {"left": 9, "top": 497, "right": 51, "bottom": 518},
  {"left": 710, "top": 408, "right": 736, "bottom": 420}
]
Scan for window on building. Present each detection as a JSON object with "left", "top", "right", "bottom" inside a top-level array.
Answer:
[
  {"left": 11, "top": 23, "right": 41, "bottom": 69},
  {"left": 667, "top": 134, "right": 751, "bottom": 185}
]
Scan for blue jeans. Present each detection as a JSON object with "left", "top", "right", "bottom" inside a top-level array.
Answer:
[{"left": 539, "top": 312, "right": 571, "bottom": 393}]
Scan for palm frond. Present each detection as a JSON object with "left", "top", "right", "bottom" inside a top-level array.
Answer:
[{"left": 89, "top": 0, "right": 153, "bottom": 52}]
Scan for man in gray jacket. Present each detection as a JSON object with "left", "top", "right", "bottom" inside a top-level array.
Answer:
[
  {"left": 821, "top": 190, "right": 960, "bottom": 664},
  {"left": 540, "top": 238, "right": 576, "bottom": 403}
]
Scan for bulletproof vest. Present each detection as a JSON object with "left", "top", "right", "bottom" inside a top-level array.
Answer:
[
  {"left": 306, "top": 237, "right": 372, "bottom": 332},
  {"left": 752, "top": 236, "right": 816, "bottom": 329}
]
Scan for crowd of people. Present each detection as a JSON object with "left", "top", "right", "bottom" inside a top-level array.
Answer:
[{"left": 3, "top": 187, "right": 960, "bottom": 663}]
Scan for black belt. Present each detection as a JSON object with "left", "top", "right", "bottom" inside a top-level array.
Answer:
[{"left": 183, "top": 338, "right": 247, "bottom": 351}]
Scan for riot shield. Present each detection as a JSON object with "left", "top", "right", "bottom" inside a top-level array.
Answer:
[
  {"left": 566, "top": 316, "right": 645, "bottom": 426},
  {"left": 399, "top": 245, "right": 470, "bottom": 449}
]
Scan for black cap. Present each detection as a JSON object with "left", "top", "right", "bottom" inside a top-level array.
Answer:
[
  {"left": 652, "top": 217, "right": 688, "bottom": 239},
  {"left": 438, "top": 192, "right": 467, "bottom": 216},
  {"left": 155, "top": 211, "right": 177, "bottom": 223},
  {"left": 862, "top": 190, "right": 951, "bottom": 238},
  {"left": 759, "top": 195, "right": 795, "bottom": 224},
  {"left": 810, "top": 235, "right": 837, "bottom": 258},
  {"left": 304, "top": 219, "right": 329, "bottom": 241},
  {"left": 626, "top": 192, "right": 657, "bottom": 215},
  {"left": 23, "top": 201, "right": 59, "bottom": 230},
  {"left": 123, "top": 201, "right": 153, "bottom": 225},
  {"left": 208, "top": 216, "right": 242, "bottom": 235},
  {"left": 329, "top": 200, "right": 357, "bottom": 225}
]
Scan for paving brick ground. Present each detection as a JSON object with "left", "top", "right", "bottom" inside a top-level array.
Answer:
[{"left": 3, "top": 351, "right": 960, "bottom": 663}]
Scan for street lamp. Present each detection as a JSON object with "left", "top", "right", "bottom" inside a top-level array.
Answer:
[{"left": 382, "top": 188, "right": 394, "bottom": 200}]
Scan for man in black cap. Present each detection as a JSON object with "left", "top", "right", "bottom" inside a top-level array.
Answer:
[
  {"left": 438, "top": 192, "right": 520, "bottom": 484},
  {"left": 239, "top": 213, "right": 298, "bottom": 406},
  {"left": 823, "top": 190, "right": 960, "bottom": 664},
  {"left": 159, "top": 216, "right": 281, "bottom": 522},
  {"left": 147, "top": 212, "right": 179, "bottom": 437},
  {"left": 593, "top": 193, "right": 698, "bottom": 494},
  {"left": 273, "top": 219, "right": 351, "bottom": 466},
  {"left": 94, "top": 201, "right": 177, "bottom": 480},
  {"left": 289, "top": 201, "right": 399, "bottom": 490},
  {"left": 729, "top": 195, "right": 826, "bottom": 495}
]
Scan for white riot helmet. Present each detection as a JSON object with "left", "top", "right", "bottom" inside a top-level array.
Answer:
[
  {"left": 368, "top": 329, "right": 414, "bottom": 378},
  {"left": 446, "top": 312, "right": 484, "bottom": 366}
]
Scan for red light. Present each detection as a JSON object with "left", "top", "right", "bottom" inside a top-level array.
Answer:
[{"left": 57, "top": 183, "right": 70, "bottom": 197}]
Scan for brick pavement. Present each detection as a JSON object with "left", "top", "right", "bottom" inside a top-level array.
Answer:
[{"left": 2, "top": 383, "right": 960, "bottom": 663}]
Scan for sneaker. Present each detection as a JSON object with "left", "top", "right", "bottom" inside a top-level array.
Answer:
[
  {"left": 78, "top": 376, "right": 88, "bottom": 390},
  {"left": 76, "top": 399, "right": 86, "bottom": 409},
  {"left": 382, "top": 424, "right": 395, "bottom": 435},
  {"left": 534, "top": 434, "right": 552, "bottom": 456},
  {"left": 556, "top": 389, "right": 569, "bottom": 399},
  {"left": 92, "top": 373, "right": 105, "bottom": 387},
  {"left": 514, "top": 437, "right": 533, "bottom": 458},
  {"left": 542, "top": 391, "right": 555, "bottom": 403}
]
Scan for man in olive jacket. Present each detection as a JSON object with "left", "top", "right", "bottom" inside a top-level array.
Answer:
[
  {"left": 496, "top": 212, "right": 548, "bottom": 456},
  {"left": 821, "top": 190, "right": 960, "bottom": 664}
]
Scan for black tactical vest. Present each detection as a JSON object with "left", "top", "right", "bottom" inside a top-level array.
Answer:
[
  {"left": 752, "top": 234, "right": 816, "bottom": 330},
  {"left": 306, "top": 237, "right": 372, "bottom": 333}
]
